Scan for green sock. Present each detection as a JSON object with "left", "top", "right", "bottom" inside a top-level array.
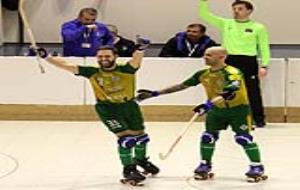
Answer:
[
  {"left": 201, "top": 142, "right": 215, "bottom": 163},
  {"left": 118, "top": 146, "right": 133, "bottom": 166},
  {"left": 134, "top": 144, "right": 147, "bottom": 161},
  {"left": 243, "top": 143, "right": 261, "bottom": 162}
]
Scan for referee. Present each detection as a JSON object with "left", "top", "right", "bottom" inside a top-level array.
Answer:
[{"left": 199, "top": 0, "right": 270, "bottom": 127}]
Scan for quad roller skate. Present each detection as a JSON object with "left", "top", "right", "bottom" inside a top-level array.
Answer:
[
  {"left": 245, "top": 164, "right": 268, "bottom": 183},
  {"left": 194, "top": 162, "right": 214, "bottom": 180},
  {"left": 120, "top": 165, "right": 146, "bottom": 186},
  {"left": 135, "top": 157, "right": 160, "bottom": 176}
]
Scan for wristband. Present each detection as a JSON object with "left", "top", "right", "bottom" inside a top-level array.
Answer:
[{"left": 151, "top": 91, "right": 160, "bottom": 97}]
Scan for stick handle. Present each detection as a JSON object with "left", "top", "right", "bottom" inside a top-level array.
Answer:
[
  {"left": 19, "top": 0, "right": 36, "bottom": 46},
  {"left": 159, "top": 113, "right": 198, "bottom": 160},
  {"left": 19, "top": 0, "right": 45, "bottom": 73},
  {"left": 159, "top": 96, "right": 224, "bottom": 160}
]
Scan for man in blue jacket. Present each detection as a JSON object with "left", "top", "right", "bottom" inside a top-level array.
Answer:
[
  {"left": 159, "top": 23, "right": 217, "bottom": 57},
  {"left": 61, "top": 8, "right": 113, "bottom": 57}
]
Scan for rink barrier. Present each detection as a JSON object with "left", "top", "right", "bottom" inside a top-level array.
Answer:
[{"left": 0, "top": 57, "right": 297, "bottom": 122}]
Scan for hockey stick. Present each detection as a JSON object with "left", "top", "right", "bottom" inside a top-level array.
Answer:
[
  {"left": 19, "top": 0, "right": 45, "bottom": 73},
  {"left": 158, "top": 96, "right": 224, "bottom": 160}
]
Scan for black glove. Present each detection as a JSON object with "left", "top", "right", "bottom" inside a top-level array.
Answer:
[
  {"left": 221, "top": 81, "right": 240, "bottom": 100},
  {"left": 135, "top": 36, "right": 151, "bottom": 51},
  {"left": 136, "top": 89, "right": 159, "bottom": 102},
  {"left": 193, "top": 100, "right": 214, "bottom": 115},
  {"left": 220, "top": 90, "right": 236, "bottom": 100},
  {"left": 28, "top": 47, "right": 48, "bottom": 58}
]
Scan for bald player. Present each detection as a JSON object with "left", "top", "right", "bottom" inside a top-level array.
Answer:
[
  {"left": 136, "top": 47, "right": 267, "bottom": 182},
  {"left": 198, "top": 0, "right": 270, "bottom": 128}
]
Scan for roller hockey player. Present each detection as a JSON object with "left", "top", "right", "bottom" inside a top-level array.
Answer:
[
  {"left": 32, "top": 37, "right": 159, "bottom": 187},
  {"left": 136, "top": 46, "right": 267, "bottom": 183}
]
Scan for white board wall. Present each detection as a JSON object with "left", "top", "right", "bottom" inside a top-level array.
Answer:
[
  {"left": 0, "top": 57, "right": 286, "bottom": 106},
  {"left": 287, "top": 59, "right": 300, "bottom": 107},
  {"left": 0, "top": 57, "right": 85, "bottom": 104}
]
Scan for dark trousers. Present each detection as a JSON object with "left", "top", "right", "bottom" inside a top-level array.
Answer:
[{"left": 226, "top": 55, "right": 265, "bottom": 124}]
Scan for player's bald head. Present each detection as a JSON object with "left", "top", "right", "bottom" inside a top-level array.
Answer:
[
  {"left": 205, "top": 46, "right": 227, "bottom": 59},
  {"left": 203, "top": 46, "right": 228, "bottom": 67}
]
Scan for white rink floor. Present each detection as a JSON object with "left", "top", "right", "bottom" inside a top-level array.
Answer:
[{"left": 0, "top": 121, "right": 299, "bottom": 190}]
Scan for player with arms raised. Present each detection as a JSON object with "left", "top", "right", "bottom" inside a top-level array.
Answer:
[{"left": 31, "top": 37, "right": 159, "bottom": 186}]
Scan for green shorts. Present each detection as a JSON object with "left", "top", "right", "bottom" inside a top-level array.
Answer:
[
  {"left": 205, "top": 105, "right": 252, "bottom": 134},
  {"left": 95, "top": 100, "right": 145, "bottom": 134}
]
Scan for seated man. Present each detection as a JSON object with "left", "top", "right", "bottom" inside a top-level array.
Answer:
[
  {"left": 159, "top": 23, "right": 217, "bottom": 57},
  {"left": 61, "top": 7, "right": 113, "bottom": 57},
  {"left": 107, "top": 24, "right": 135, "bottom": 57}
]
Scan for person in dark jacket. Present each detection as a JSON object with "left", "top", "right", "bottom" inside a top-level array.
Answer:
[
  {"left": 61, "top": 8, "right": 113, "bottom": 57},
  {"left": 159, "top": 23, "right": 217, "bottom": 57},
  {"left": 107, "top": 24, "right": 135, "bottom": 57}
]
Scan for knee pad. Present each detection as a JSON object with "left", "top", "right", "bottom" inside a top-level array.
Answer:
[
  {"left": 136, "top": 133, "right": 150, "bottom": 145},
  {"left": 118, "top": 136, "right": 136, "bottom": 149},
  {"left": 201, "top": 132, "right": 219, "bottom": 144},
  {"left": 235, "top": 134, "right": 253, "bottom": 146}
]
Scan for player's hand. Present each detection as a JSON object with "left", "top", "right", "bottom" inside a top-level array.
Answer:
[
  {"left": 220, "top": 80, "right": 240, "bottom": 100},
  {"left": 219, "top": 90, "right": 236, "bottom": 100},
  {"left": 27, "top": 46, "right": 36, "bottom": 56},
  {"left": 136, "top": 89, "right": 159, "bottom": 102},
  {"left": 135, "top": 36, "right": 151, "bottom": 51},
  {"left": 86, "top": 24, "right": 97, "bottom": 31},
  {"left": 193, "top": 100, "right": 213, "bottom": 115},
  {"left": 28, "top": 46, "right": 48, "bottom": 59}
]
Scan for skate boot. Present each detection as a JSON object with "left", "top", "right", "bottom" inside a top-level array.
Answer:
[
  {"left": 135, "top": 157, "right": 160, "bottom": 176},
  {"left": 194, "top": 161, "right": 214, "bottom": 180},
  {"left": 120, "top": 165, "right": 146, "bottom": 186},
  {"left": 245, "top": 164, "right": 268, "bottom": 183}
]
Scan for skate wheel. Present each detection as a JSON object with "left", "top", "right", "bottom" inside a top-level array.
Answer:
[
  {"left": 194, "top": 173, "right": 214, "bottom": 180},
  {"left": 261, "top": 175, "right": 268, "bottom": 180},
  {"left": 247, "top": 175, "right": 268, "bottom": 183},
  {"left": 247, "top": 177, "right": 260, "bottom": 183},
  {"left": 120, "top": 179, "right": 144, "bottom": 186}
]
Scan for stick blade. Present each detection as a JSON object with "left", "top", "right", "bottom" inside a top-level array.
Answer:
[{"left": 158, "top": 152, "right": 167, "bottom": 160}]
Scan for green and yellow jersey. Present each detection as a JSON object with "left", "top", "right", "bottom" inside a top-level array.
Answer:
[
  {"left": 76, "top": 62, "right": 137, "bottom": 104},
  {"left": 183, "top": 65, "right": 249, "bottom": 108}
]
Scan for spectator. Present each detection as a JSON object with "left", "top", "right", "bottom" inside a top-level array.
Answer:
[
  {"left": 159, "top": 23, "right": 217, "bottom": 57},
  {"left": 107, "top": 24, "right": 135, "bottom": 57},
  {"left": 61, "top": 8, "right": 113, "bottom": 57}
]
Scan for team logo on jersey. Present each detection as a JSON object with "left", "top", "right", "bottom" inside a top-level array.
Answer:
[
  {"left": 96, "top": 77, "right": 104, "bottom": 87},
  {"left": 122, "top": 46, "right": 128, "bottom": 51},
  {"left": 239, "top": 124, "right": 248, "bottom": 131},
  {"left": 112, "top": 76, "right": 121, "bottom": 82},
  {"left": 245, "top": 28, "right": 253, "bottom": 33}
]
